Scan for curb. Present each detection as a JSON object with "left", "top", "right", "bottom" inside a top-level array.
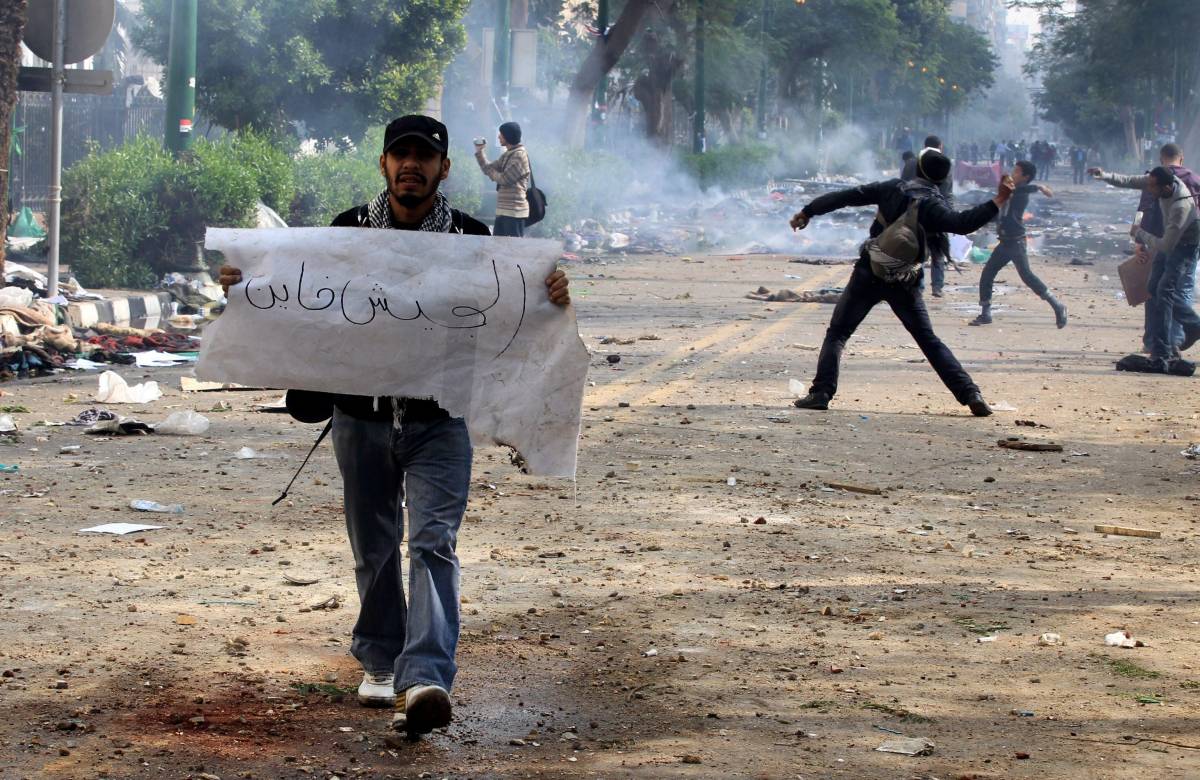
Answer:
[{"left": 67, "top": 292, "right": 173, "bottom": 330}]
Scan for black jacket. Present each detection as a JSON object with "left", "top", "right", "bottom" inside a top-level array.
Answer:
[
  {"left": 997, "top": 183, "right": 1040, "bottom": 241},
  {"left": 801, "top": 178, "right": 998, "bottom": 267},
  {"left": 287, "top": 202, "right": 491, "bottom": 425}
]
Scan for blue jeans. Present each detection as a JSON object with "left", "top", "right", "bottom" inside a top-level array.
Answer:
[
  {"left": 332, "top": 409, "right": 473, "bottom": 692},
  {"left": 1147, "top": 243, "right": 1200, "bottom": 365},
  {"left": 1144, "top": 251, "right": 1197, "bottom": 350}
]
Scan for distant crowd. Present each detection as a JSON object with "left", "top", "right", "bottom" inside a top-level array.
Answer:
[{"left": 891, "top": 129, "right": 1097, "bottom": 185}]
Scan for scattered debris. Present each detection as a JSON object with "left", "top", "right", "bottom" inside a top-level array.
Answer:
[
  {"left": 1038, "top": 633, "right": 1062, "bottom": 646},
  {"left": 1094, "top": 525, "right": 1161, "bottom": 539},
  {"left": 825, "top": 481, "right": 884, "bottom": 496},
  {"left": 78, "top": 523, "right": 164, "bottom": 535},
  {"left": 1105, "top": 630, "right": 1145, "bottom": 648},
  {"left": 156, "top": 410, "right": 211, "bottom": 436},
  {"left": 875, "top": 737, "right": 935, "bottom": 756},
  {"left": 282, "top": 573, "right": 320, "bottom": 586},
  {"left": 998, "top": 437, "right": 1064, "bottom": 452},
  {"left": 95, "top": 371, "right": 162, "bottom": 405},
  {"left": 129, "top": 500, "right": 185, "bottom": 514},
  {"left": 746, "top": 286, "right": 843, "bottom": 303}
]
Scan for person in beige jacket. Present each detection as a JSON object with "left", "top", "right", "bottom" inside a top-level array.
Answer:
[
  {"left": 1093, "top": 164, "right": 1200, "bottom": 370},
  {"left": 475, "top": 121, "right": 531, "bottom": 237}
]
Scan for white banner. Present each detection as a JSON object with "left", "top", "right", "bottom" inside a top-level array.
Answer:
[{"left": 196, "top": 228, "right": 589, "bottom": 477}]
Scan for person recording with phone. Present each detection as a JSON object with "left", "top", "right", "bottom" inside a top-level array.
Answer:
[{"left": 474, "top": 122, "right": 531, "bottom": 237}]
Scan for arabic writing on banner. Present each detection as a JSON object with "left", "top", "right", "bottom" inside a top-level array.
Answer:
[{"left": 196, "top": 227, "right": 589, "bottom": 477}]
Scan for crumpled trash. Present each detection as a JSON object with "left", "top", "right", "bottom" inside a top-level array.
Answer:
[
  {"left": 234, "top": 446, "right": 262, "bottom": 459},
  {"left": 0, "top": 286, "right": 34, "bottom": 308},
  {"left": 0, "top": 414, "right": 16, "bottom": 433},
  {"left": 87, "top": 416, "right": 154, "bottom": 436},
  {"left": 69, "top": 408, "right": 118, "bottom": 426},
  {"left": 95, "top": 371, "right": 163, "bottom": 405},
  {"left": 1038, "top": 633, "right": 1062, "bottom": 646},
  {"left": 156, "top": 410, "right": 211, "bottom": 436},
  {"left": 1182, "top": 444, "right": 1200, "bottom": 460},
  {"left": 129, "top": 499, "right": 184, "bottom": 514},
  {"left": 1105, "top": 630, "right": 1144, "bottom": 648},
  {"left": 133, "top": 350, "right": 196, "bottom": 368}
]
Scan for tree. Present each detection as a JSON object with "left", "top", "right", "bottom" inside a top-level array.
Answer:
[
  {"left": 561, "top": 0, "right": 656, "bottom": 147},
  {"left": 1022, "top": 0, "right": 1200, "bottom": 160},
  {"left": 0, "top": 0, "right": 27, "bottom": 278},
  {"left": 136, "top": 0, "right": 471, "bottom": 143}
]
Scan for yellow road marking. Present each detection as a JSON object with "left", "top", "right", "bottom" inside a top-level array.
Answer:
[{"left": 586, "top": 264, "right": 848, "bottom": 407}]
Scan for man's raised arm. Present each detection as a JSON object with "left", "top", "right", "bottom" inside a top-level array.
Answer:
[{"left": 790, "top": 181, "right": 891, "bottom": 230}]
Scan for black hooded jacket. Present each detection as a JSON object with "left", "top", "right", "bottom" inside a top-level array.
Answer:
[{"left": 800, "top": 178, "right": 998, "bottom": 267}]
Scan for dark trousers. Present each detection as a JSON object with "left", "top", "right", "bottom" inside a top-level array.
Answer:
[
  {"left": 1073, "top": 164, "right": 1085, "bottom": 185},
  {"left": 810, "top": 263, "right": 981, "bottom": 404},
  {"left": 493, "top": 216, "right": 526, "bottom": 237},
  {"left": 1147, "top": 243, "right": 1200, "bottom": 364},
  {"left": 979, "top": 238, "right": 1049, "bottom": 304}
]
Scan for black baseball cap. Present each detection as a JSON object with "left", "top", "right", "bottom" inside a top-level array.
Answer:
[{"left": 383, "top": 115, "right": 449, "bottom": 155}]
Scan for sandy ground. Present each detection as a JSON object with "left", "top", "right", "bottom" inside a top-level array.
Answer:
[{"left": 1, "top": 180, "right": 1199, "bottom": 780}]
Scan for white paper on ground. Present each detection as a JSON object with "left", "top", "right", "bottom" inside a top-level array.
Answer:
[
  {"left": 949, "top": 234, "right": 973, "bottom": 262},
  {"left": 95, "top": 371, "right": 163, "bottom": 404},
  {"left": 133, "top": 350, "right": 196, "bottom": 368},
  {"left": 79, "top": 523, "right": 164, "bottom": 535},
  {"left": 196, "top": 228, "right": 590, "bottom": 477},
  {"left": 66, "top": 358, "right": 105, "bottom": 370}
]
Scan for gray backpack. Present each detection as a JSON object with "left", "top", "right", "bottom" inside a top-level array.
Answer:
[{"left": 866, "top": 197, "right": 928, "bottom": 284}]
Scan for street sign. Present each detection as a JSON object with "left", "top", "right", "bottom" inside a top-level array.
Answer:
[
  {"left": 17, "top": 66, "right": 113, "bottom": 95},
  {"left": 24, "top": 0, "right": 116, "bottom": 65}
]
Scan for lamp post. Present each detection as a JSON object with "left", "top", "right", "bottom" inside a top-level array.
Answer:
[
  {"left": 693, "top": 0, "right": 705, "bottom": 154},
  {"left": 163, "top": 0, "right": 197, "bottom": 156}
]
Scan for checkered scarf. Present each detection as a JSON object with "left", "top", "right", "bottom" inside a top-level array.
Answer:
[{"left": 365, "top": 190, "right": 454, "bottom": 233}]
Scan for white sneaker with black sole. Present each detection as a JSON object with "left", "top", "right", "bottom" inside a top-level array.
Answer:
[
  {"left": 356, "top": 672, "right": 396, "bottom": 708},
  {"left": 391, "top": 684, "right": 452, "bottom": 735}
]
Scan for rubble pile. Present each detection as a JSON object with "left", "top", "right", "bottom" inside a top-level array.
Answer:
[{"left": 0, "top": 262, "right": 204, "bottom": 381}]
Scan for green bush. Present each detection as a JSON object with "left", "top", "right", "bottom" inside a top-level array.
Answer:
[
  {"left": 289, "top": 151, "right": 382, "bottom": 227},
  {"left": 63, "top": 134, "right": 291, "bottom": 288},
  {"left": 290, "top": 134, "right": 487, "bottom": 227},
  {"left": 678, "top": 143, "right": 781, "bottom": 189},
  {"left": 62, "top": 136, "right": 175, "bottom": 289}
]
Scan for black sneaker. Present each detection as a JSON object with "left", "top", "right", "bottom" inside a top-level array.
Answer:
[
  {"left": 965, "top": 394, "right": 993, "bottom": 417},
  {"left": 793, "top": 392, "right": 831, "bottom": 411},
  {"left": 931, "top": 288, "right": 944, "bottom": 298},
  {"left": 969, "top": 313, "right": 992, "bottom": 326}
]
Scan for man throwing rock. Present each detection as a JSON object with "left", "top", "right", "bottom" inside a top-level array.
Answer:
[{"left": 789, "top": 150, "right": 1014, "bottom": 416}]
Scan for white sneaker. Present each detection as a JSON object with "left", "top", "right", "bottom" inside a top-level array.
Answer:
[
  {"left": 356, "top": 672, "right": 396, "bottom": 708},
  {"left": 391, "top": 684, "right": 452, "bottom": 734}
]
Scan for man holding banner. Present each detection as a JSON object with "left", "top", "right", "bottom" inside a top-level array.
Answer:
[{"left": 217, "top": 115, "right": 572, "bottom": 736}]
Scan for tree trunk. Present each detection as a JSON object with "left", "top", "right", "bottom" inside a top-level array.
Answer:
[
  {"left": 0, "top": 0, "right": 27, "bottom": 279},
  {"left": 564, "top": 0, "right": 655, "bottom": 148},
  {"left": 631, "top": 29, "right": 683, "bottom": 145},
  {"left": 1120, "top": 105, "right": 1139, "bottom": 163},
  {"left": 511, "top": 0, "right": 529, "bottom": 29}
]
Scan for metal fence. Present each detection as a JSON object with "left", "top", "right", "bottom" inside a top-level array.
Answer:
[{"left": 9, "top": 91, "right": 165, "bottom": 214}]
